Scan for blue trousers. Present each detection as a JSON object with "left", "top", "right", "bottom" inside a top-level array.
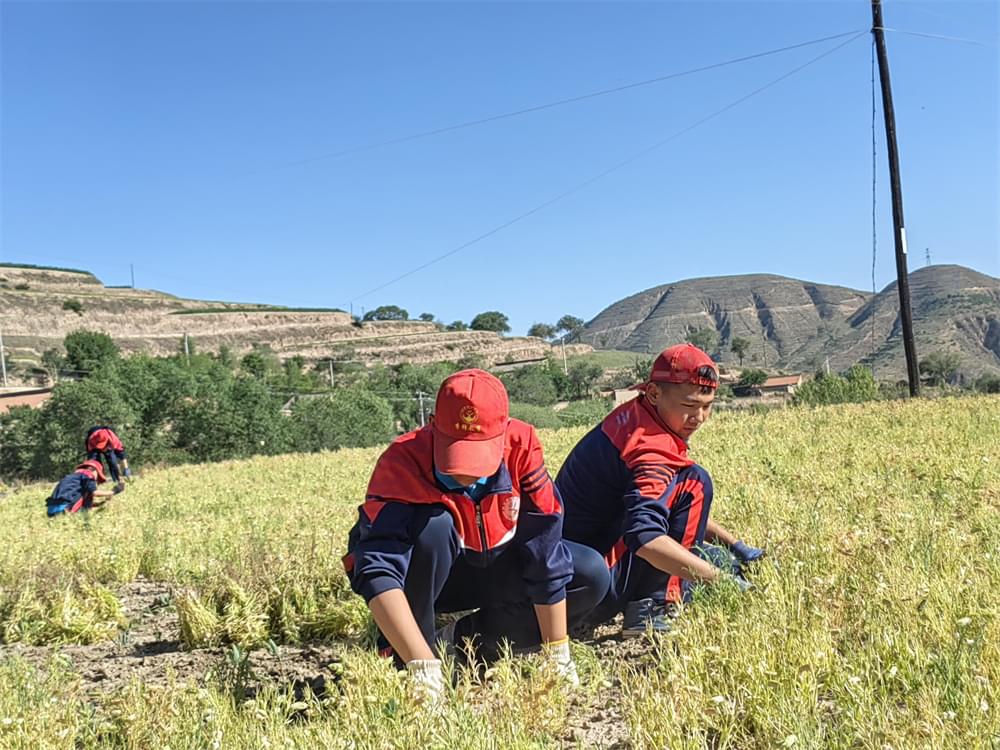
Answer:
[
  {"left": 586, "top": 464, "right": 722, "bottom": 625},
  {"left": 381, "top": 506, "right": 610, "bottom": 662}
]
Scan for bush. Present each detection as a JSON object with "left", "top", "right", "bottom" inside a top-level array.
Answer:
[
  {"left": 63, "top": 330, "right": 119, "bottom": 374},
  {"left": 793, "top": 366, "right": 878, "bottom": 407},
  {"left": 502, "top": 366, "right": 559, "bottom": 406},
  {"left": 61, "top": 299, "right": 83, "bottom": 315},
  {"left": 974, "top": 373, "right": 1000, "bottom": 394},
  {"left": 508, "top": 402, "right": 562, "bottom": 430},
  {"left": 738, "top": 369, "right": 768, "bottom": 386},
  {"left": 291, "top": 389, "right": 395, "bottom": 451}
]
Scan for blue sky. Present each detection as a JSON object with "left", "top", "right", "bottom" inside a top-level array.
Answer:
[{"left": 2, "top": 1, "right": 997, "bottom": 335}]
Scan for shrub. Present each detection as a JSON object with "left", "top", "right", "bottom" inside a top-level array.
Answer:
[
  {"left": 61, "top": 299, "right": 83, "bottom": 315},
  {"left": 291, "top": 389, "right": 395, "bottom": 451},
  {"left": 556, "top": 398, "right": 612, "bottom": 427},
  {"left": 63, "top": 330, "right": 119, "bottom": 374}
]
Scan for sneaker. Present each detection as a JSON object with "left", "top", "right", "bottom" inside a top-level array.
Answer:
[{"left": 622, "top": 598, "right": 673, "bottom": 638}]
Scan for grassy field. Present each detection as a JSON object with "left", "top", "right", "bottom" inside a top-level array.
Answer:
[
  {"left": 1, "top": 396, "right": 998, "bottom": 748},
  {"left": 568, "top": 349, "right": 648, "bottom": 371}
]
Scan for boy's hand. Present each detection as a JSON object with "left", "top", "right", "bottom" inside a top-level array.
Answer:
[
  {"left": 731, "top": 540, "right": 765, "bottom": 564},
  {"left": 124, "top": 468, "right": 133, "bottom": 480},
  {"left": 545, "top": 638, "right": 580, "bottom": 686},
  {"left": 406, "top": 659, "right": 445, "bottom": 704}
]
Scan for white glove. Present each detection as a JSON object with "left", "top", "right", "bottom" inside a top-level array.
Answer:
[
  {"left": 545, "top": 638, "right": 580, "bottom": 686},
  {"left": 406, "top": 658, "right": 445, "bottom": 703}
]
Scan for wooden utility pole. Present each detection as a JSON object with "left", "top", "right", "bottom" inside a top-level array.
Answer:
[
  {"left": 0, "top": 327, "right": 8, "bottom": 387},
  {"left": 872, "top": 0, "right": 921, "bottom": 396}
]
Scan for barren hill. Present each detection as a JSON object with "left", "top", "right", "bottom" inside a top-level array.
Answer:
[
  {"left": 575, "top": 265, "right": 1000, "bottom": 378},
  {"left": 0, "top": 265, "right": 567, "bottom": 375}
]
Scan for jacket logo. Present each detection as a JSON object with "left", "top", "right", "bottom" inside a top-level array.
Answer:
[
  {"left": 502, "top": 495, "right": 520, "bottom": 522},
  {"left": 456, "top": 405, "right": 483, "bottom": 432}
]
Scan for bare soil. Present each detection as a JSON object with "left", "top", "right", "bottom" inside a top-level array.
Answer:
[{"left": 0, "top": 578, "right": 665, "bottom": 748}]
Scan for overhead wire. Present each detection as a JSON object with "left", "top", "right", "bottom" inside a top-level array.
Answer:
[
  {"left": 349, "top": 30, "right": 869, "bottom": 304},
  {"left": 243, "top": 30, "right": 865, "bottom": 175},
  {"left": 878, "top": 27, "right": 996, "bottom": 47}
]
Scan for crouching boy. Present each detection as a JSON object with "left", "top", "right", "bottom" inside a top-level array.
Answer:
[
  {"left": 47, "top": 459, "right": 122, "bottom": 517},
  {"left": 556, "top": 344, "right": 766, "bottom": 636},
  {"left": 344, "top": 369, "right": 609, "bottom": 699}
]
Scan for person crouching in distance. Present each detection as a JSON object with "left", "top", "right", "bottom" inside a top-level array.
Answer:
[
  {"left": 343, "top": 369, "right": 610, "bottom": 702},
  {"left": 555, "top": 344, "right": 766, "bottom": 637},
  {"left": 85, "top": 422, "right": 131, "bottom": 490},
  {"left": 46, "top": 459, "right": 123, "bottom": 517}
]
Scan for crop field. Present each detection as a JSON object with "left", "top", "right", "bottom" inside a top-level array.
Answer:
[{"left": 0, "top": 396, "right": 997, "bottom": 748}]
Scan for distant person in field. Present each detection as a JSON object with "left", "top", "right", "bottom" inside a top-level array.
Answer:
[
  {"left": 85, "top": 424, "right": 131, "bottom": 489},
  {"left": 344, "top": 369, "right": 609, "bottom": 701},
  {"left": 555, "top": 343, "right": 765, "bottom": 637},
  {"left": 46, "top": 459, "right": 122, "bottom": 517}
]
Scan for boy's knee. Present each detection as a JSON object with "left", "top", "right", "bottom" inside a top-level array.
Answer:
[
  {"left": 679, "top": 463, "right": 713, "bottom": 497},
  {"left": 410, "top": 508, "right": 457, "bottom": 552},
  {"left": 567, "top": 542, "right": 611, "bottom": 612}
]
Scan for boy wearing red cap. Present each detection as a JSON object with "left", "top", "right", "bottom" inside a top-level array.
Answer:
[
  {"left": 555, "top": 344, "right": 765, "bottom": 636},
  {"left": 46, "top": 459, "right": 122, "bottom": 517},
  {"left": 344, "top": 369, "right": 609, "bottom": 699},
  {"left": 85, "top": 424, "right": 131, "bottom": 489}
]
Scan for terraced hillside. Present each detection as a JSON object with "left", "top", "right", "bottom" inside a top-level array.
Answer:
[
  {"left": 575, "top": 265, "right": 1000, "bottom": 378},
  {"left": 0, "top": 265, "right": 563, "bottom": 374}
]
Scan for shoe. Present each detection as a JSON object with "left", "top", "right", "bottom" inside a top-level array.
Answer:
[{"left": 622, "top": 598, "right": 673, "bottom": 638}]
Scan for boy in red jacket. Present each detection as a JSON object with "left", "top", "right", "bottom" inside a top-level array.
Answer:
[
  {"left": 47, "top": 460, "right": 122, "bottom": 517},
  {"left": 556, "top": 344, "right": 765, "bottom": 636},
  {"left": 344, "top": 369, "right": 609, "bottom": 699}
]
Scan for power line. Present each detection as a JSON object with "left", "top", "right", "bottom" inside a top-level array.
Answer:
[
  {"left": 244, "top": 30, "right": 865, "bottom": 175},
  {"left": 878, "top": 27, "right": 996, "bottom": 47},
  {"left": 349, "top": 31, "right": 868, "bottom": 304}
]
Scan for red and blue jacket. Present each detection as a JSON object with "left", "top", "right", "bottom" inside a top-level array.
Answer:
[
  {"left": 345, "top": 419, "right": 573, "bottom": 606},
  {"left": 555, "top": 396, "right": 695, "bottom": 557},
  {"left": 86, "top": 426, "right": 125, "bottom": 455},
  {"left": 47, "top": 468, "right": 99, "bottom": 517}
]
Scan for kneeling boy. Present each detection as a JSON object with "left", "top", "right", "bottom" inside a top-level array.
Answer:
[
  {"left": 556, "top": 344, "right": 765, "bottom": 636},
  {"left": 344, "top": 369, "right": 609, "bottom": 698}
]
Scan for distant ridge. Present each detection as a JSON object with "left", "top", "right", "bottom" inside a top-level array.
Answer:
[{"left": 575, "top": 265, "right": 1000, "bottom": 377}]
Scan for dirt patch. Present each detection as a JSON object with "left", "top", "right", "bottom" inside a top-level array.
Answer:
[{"left": 0, "top": 577, "right": 344, "bottom": 701}]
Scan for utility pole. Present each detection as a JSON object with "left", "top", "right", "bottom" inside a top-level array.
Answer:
[
  {"left": 183, "top": 333, "right": 190, "bottom": 366},
  {"left": 328, "top": 359, "right": 335, "bottom": 387},
  {"left": 0, "top": 327, "right": 8, "bottom": 387},
  {"left": 417, "top": 391, "right": 426, "bottom": 427},
  {"left": 130, "top": 263, "right": 135, "bottom": 289},
  {"left": 872, "top": 0, "right": 920, "bottom": 397},
  {"left": 561, "top": 335, "right": 568, "bottom": 376},
  {"left": 925, "top": 248, "right": 931, "bottom": 267}
]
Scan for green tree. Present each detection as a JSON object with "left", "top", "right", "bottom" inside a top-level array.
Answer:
[
  {"left": 363, "top": 305, "right": 409, "bottom": 321},
  {"left": 793, "top": 366, "right": 878, "bottom": 407},
  {"left": 41, "top": 348, "right": 65, "bottom": 382},
  {"left": 974, "top": 373, "right": 1000, "bottom": 394},
  {"left": 291, "top": 389, "right": 395, "bottom": 451},
  {"left": 502, "top": 365, "right": 559, "bottom": 406},
  {"left": 418, "top": 312, "right": 436, "bottom": 322},
  {"left": 446, "top": 320, "right": 468, "bottom": 331},
  {"left": 919, "top": 351, "right": 962, "bottom": 387},
  {"left": 556, "top": 315, "right": 584, "bottom": 334},
  {"left": 738, "top": 369, "right": 768, "bottom": 386},
  {"left": 685, "top": 327, "right": 718, "bottom": 354},
  {"left": 0, "top": 406, "right": 45, "bottom": 480},
  {"left": 241, "top": 344, "right": 278, "bottom": 380},
  {"left": 64, "top": 330, "right": 119, "bottom": 374},
  {"left": 730, "top": 336, "right": 751, "bottom": 366},
  {"left": 527, "top": 323, "right": 557, "bottom": 340},
  {"left": 567, "top": 361, "right": 603, "bottom": 399},
  {"left": 470, "top": 311, "right": 511, "bottom": 334}
]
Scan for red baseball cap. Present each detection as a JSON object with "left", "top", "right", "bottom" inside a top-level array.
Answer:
[
  {"left": 639, "top": 343, "right": 719, "bottom": 389},
  {"left": 432, "top": 369, "right": 509, "bottom": 477},
  {"left": 76, "top": 460, "right": 107, "bottom": 483}
]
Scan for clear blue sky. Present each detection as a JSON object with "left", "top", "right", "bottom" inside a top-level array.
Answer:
[{"left": 2, "top": 1, "right": 997, "bottom": 335}]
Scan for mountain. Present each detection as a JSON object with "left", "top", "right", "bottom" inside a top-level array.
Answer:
[
  {"left": 0, "top": 264, "right": 570, "bottom": 378},
  {"left": 575, "top": 265, "right": 1000, "bottom": 378}
]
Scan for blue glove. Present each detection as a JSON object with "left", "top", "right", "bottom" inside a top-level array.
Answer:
[
  {"left": 124, "top": 467, "right": 132, "bottom": 478},
  {"left": 733, "top": 574, "right": 754, "bottom": 593},
  {"left": 732, "top": 540, "right": 766, "bottom": 564}
]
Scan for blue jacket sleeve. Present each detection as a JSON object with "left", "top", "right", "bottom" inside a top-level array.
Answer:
[
  {"left": 622, "top": 463, "right": 677, "bottom": 551},
  {"left": 347, "top": 501, "right": 418, "bottom": 603},
  {"left": 515, "top": 479, "right": 573, "bottom": 606}
]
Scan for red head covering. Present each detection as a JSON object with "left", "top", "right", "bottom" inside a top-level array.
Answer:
[
  {"left": 432, "top": 369, "right": 509, "bottom": 477},
  {"left": 638, "top": 343, "right": 718, "bottom": 389}
]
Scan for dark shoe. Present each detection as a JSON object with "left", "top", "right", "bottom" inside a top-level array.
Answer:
[{"left": 622, "top": 598, "right": 674, "bottom": 638}]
